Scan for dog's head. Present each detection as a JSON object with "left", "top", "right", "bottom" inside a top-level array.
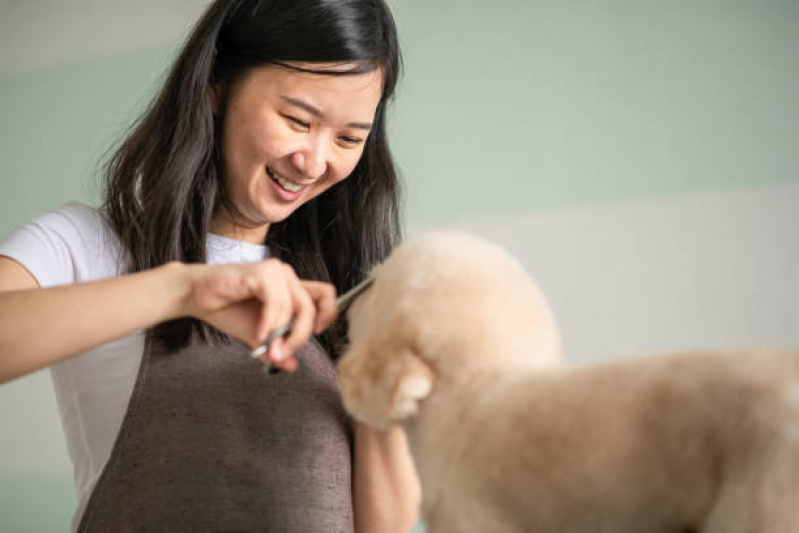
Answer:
[
  {"left": 336, "top": 322, "right": 435, "bottom": 429},
  {"left": 337, "top": 232, "right": 561, "bottom": 428}
]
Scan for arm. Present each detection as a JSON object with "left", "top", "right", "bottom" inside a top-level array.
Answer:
[
  {"left": 0, "top": 258, "right": 191, "bottom": 383},
  {"left": 353, "top": 422, "right": 421, "bottom": 533},
  {"left": 0, "top": 256, "right": 337, "bottom": 384}
]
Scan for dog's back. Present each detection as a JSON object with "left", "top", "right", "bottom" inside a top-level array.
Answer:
[{"left": 420, "top": 348, "right": 799, "bottom": 533}]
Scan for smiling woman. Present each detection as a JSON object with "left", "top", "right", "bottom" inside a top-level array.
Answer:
[
  {"left": 105, "top": 0, "right": 403, "bottom": 358},
  {"left": 0, "top": 0, "right": 418, "bottom": 532}
]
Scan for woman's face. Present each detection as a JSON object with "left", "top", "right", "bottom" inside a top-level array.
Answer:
[{"left": 214, "top": 63, "right": 384, "bottom": 243}]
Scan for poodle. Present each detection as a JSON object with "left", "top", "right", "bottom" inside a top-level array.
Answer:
[{"left": 337, "top": 231, "right": 799, "bottom": 533}]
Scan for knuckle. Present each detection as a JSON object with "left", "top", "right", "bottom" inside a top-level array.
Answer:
[
  {"left": 324, "top": 283, "right": 336, "bottom": 298},
  {"left": 298, "top": 288, "right": 314, "bottom": 308}
]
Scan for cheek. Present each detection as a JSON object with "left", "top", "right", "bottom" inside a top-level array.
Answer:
[
  {"left": 330, "top": 147, "right": 367, "bottom": 183},
  {"left": 245, "top": 121, "right": 289, "bottom": 162},
  {"left": 259, "top": 120, "right": 299, "bottom": 156},
  {"left": 225, "top": 113, "right": 292, "bottom": 167},
  {"left": 305, "top": 149, "right": 364, "bottom": 200}
]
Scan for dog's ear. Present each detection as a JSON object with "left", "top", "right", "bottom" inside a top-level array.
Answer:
[
  {"left": 389, "top": 348, "right": 435, "bottom": 421},
  {"left": 338, "top": 336, "right": 436, "bottom": 428}
]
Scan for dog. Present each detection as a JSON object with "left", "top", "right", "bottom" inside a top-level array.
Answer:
[{"left": 337, "top": 231, "right": 799, "bottom": 533}]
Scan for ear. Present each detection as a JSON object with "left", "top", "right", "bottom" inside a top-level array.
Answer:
[
  {"left": 389, "top": 349, "right": 435, "bottom": 422},
  {"left": 338, "top": 339, "right": 436, "bottom": 429}
]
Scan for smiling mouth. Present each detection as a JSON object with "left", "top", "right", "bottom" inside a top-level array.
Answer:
[{"left": 266, "top": 166, "right": 305, "bottom": 193}]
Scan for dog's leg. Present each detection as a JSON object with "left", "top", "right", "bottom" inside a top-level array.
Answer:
[
  {"left": 702, "top": 481, "right": 759, "bottom": 533},
  {"left": 701, "top": 451, "right": 799, "bottom": 533},
  {"left": 751, "top": 439, "right": 799, "bottom": 533}
]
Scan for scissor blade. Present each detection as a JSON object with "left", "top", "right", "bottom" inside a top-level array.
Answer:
[
  {"left": 336, "top": 276, "right": 375, "bottom": 313},
  {"left": 251, "top": 276, "right": 374, "bottom": 363}
]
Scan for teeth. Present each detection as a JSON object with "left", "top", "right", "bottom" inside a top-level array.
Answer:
[{"left": 268, "top": 168, "right": 303, "bottom": 193}]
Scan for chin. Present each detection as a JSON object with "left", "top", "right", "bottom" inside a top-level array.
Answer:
[{"left": 259, "top": 201, "right": 306, "bottom": 225}]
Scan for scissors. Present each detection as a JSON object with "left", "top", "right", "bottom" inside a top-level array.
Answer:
[{"left": 251, "top": 276, "right": 375, "bottom": 374}]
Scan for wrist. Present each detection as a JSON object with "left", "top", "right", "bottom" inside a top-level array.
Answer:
[{"left": 159, "top": 261, "right": 200, "bottom": 320}]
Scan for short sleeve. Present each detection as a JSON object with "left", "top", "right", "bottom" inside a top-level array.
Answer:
[{"left": 0, "top": 202, "right": 119, "bottom": 288}]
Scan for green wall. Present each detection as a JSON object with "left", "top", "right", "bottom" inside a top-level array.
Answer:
[
  {"left": 389, "top": 0, "right": 799, "bottom": 224},
  {"left": 0, "top": 46, "right": 173, "bottom": 232}
]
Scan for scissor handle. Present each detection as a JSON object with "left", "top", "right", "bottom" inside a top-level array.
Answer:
[{"left": 250, "top": 321, "right": 293, "bottom": 356}]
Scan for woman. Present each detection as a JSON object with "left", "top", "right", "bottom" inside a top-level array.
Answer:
[{"left": 0, "top": 0, "right": 420, "bottom": 531}]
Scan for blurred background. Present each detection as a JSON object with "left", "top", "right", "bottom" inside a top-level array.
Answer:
[{"left": 1, "top": 0, "right": 798, "bottom": 530}]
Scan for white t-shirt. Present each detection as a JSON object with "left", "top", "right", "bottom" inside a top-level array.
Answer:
[{"left": 0, "top": 202, "right": 269, "bottom": 532}]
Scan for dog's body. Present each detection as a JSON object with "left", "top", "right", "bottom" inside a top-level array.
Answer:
[
  {"left": 407, "top": 348, "right": 799, "bottom": 533},
  {"left": 337, "top": 232, "right": 799, "bottom": 533}
]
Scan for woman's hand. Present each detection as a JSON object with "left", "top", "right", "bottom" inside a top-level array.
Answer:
[{"left": 184, "top": 259, "right": 338, "bottom": 371}]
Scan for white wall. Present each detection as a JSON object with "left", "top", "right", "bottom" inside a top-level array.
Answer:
[{"left": 424, "top": 181, "right": 799, "bottom": 364}]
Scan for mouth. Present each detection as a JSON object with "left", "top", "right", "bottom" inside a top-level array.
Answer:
[{"left": 266, "top": 166, "right": 306, "bottom": 194}]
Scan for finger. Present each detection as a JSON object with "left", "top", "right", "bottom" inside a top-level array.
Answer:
[
  {"left": 282, "top": 280, "right": 315, "bottom": 355},
  {"left": 273, "top": 264, "right": 298, "bottom": 330},
  {"left": 302, "top": 281, "right": 338, "bottom": 333},
  {"left": 282, "top": 355, "right": 298, "bottom": 372},
  {"left": 267, "top": 338, "right": 298, "bottom": 371},
  {"left": 247, "top": 275, "right": 273, "bottom": 341},
  {"left": 256, "top": 273, "right": 292, "bottom": 342}
]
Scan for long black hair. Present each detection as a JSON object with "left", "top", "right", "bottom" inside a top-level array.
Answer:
[{"left": 102, "top": 0, "right": 402, "bottom": 356}]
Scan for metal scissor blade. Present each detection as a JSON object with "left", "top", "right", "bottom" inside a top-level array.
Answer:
[
  {"left": 250, "top": 275, "right": 375, "bottom": 368},
  {"left": 335, "top": 275, "right": 375, "bottom": 313}
]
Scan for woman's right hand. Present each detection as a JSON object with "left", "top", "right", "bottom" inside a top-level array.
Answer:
[{"left": 184, "top": 259, "right": 338, "bottom": 371}]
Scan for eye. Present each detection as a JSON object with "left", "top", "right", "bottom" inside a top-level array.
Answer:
[
  {"left": 339, "top": 135, "right": 364, "bottom": 147},
  {"left": 283, "top": 115, "right": 310, "bottom": 129}
]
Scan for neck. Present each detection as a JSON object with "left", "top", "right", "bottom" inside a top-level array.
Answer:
[{"left": 210, "top": 210, "right": 270, "bottom": 244}]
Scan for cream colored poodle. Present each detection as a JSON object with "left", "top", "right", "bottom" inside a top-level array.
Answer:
[{"left": 337, "top": 231, "right": 799, "bottom": 533}]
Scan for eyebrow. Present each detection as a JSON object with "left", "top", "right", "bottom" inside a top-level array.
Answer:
[{"left": 279, "top": 95, "right": 373, "bottom": 130}]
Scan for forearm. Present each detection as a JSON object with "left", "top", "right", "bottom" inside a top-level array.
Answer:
[
  {"left": 0, "top": 262, "right": 193, "bottom": 383},
  {"left": 353, "top": 423, "right": 421, "bottom": 533}
]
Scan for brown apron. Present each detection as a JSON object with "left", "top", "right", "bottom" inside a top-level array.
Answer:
[{"left": 77, "top": 330, "right": 354, "bottom": 533}]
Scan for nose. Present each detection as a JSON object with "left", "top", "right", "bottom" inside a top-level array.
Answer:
[{"left": 291, "top": 136, "right": 328, "bottom": 180}]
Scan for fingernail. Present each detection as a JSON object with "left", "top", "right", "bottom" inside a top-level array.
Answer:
[{"left": 271, "top": 344, "right": 285, "bottom": 362}]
